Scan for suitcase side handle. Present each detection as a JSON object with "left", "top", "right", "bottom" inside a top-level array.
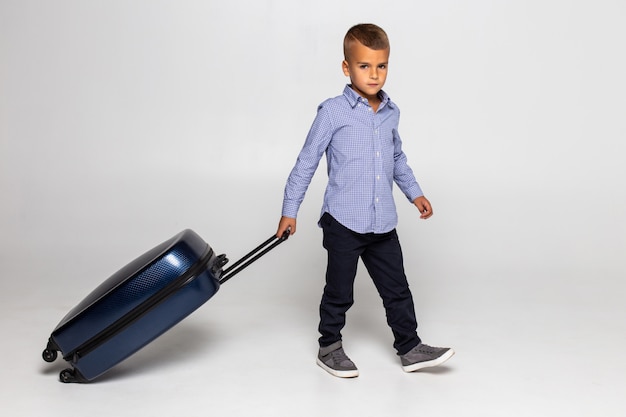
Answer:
[{"left": 218, "top": 229, "right": 290, "bottom": 284}]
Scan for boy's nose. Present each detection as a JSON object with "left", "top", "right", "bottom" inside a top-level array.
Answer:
[{"left": 370, "top": 69, "right": 379, "bottom": 79}]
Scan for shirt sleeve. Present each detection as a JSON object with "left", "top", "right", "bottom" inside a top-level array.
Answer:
[
  {"left": 281, "top": 104, "right": 333, "bottom": 218},
  {"left": 392, "top": 127, "right": 424, "bottom": 202}
]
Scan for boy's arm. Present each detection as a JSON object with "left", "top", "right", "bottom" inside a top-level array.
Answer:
[
  {"left": 392, "top": 129, "right": 425, "bottom": 205},
  {"left": 392, "top": 127, "right": 432, "bottom": 219},
  {"left": 276, "top": 104, "right": 333, "bottom": 237}
]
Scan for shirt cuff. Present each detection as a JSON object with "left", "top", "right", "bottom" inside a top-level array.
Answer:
[
  {"left": 405, "top": 184, "right": 424, "bottom": 202},
  {"left": 281, "top": 200, "right": 300, "bottom": 218}
]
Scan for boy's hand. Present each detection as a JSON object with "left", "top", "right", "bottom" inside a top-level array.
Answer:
[
  {"left": 413, "top": 196, "right": 433, "bottom": 219},
  {"left": 277, "top": 216, "right": 297, "bottom": 238}
]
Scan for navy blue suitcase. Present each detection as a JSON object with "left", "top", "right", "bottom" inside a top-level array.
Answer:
[{"left": 42, "top": 228, "right": 288, "bottom": 383}]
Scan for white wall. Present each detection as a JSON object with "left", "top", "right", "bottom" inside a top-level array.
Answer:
[{"left": 2, "top": 0, "right": 625, "bottom": 282}]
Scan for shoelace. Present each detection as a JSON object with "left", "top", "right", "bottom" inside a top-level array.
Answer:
[
  {"left": 330, "top": 349, "right": 353, "bottom": 366},
  {"left": 415, "top": 344, "right": 440, "bottom": 354}
]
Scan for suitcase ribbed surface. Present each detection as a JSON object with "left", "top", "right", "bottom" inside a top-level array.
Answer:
[{"left": 51, "top": 231, "right": 207, "bottom": 357}]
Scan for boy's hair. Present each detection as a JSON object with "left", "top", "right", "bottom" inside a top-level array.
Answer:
[{"left": 343, "top": 23, "right": 390, "bottom": 60}]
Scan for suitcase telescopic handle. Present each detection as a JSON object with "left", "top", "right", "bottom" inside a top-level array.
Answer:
[{"left": 218, "top": 229, "right": 290, "bottom": 284}]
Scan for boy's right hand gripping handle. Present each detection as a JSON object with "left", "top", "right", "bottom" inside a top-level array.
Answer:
[{"left": 218, "top": 229, "right": 290, "bottom": 284}]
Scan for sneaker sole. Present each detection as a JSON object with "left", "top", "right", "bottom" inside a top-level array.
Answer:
[
  {"left": 316, "top": 358, "right": 359, "bottom": 378},
  {"left": 402, "top": 348, "right": 455, "bottom": 373}
]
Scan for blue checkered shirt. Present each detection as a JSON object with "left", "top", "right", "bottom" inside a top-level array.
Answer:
[{"left": 282, "top": 85, "right": 424, "bottom": 234}]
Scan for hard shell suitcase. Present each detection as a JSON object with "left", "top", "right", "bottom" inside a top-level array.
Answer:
[{"left": 42, "top": 228, "right": 288, "bottom": 383}]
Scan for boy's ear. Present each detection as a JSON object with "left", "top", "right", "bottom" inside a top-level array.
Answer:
[{"left": 342, "top": 60, "right": 350, "bottom": 77}]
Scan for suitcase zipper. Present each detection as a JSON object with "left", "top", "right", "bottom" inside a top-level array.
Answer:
[{"left": 67, "top": 246, "right": 214, "bottom": 363}]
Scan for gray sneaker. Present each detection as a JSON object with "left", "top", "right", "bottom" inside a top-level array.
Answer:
[
  {"left": 400, "top": 343, "right": 455, "bottom": 372},
  {"left": 316, "top": 341, "right": 359, "bottom": 378}
]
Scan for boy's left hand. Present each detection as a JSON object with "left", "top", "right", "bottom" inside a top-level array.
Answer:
[{"left": 413, "top": 196, "right": 433, "bottom": 219}]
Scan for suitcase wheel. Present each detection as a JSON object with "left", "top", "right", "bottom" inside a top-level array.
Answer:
[
  {"left": 42, "top": 348, "right": 58, "bottom": 363},
  {"left": 59, "top": 369, "right": 77, "bottom": 383}
]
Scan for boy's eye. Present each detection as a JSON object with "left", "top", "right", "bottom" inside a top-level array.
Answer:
[
  {"left": 379, "top": 64, "right": 387, "bottom": 69},
  {"left": 360, "top": 65, "right": 369, "bottom": 69}
]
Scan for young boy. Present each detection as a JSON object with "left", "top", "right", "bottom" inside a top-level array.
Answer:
[{"left": 276, "top": 23, "right": 454, "bottom": 378}]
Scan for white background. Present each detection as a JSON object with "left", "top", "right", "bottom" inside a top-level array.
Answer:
[{"left": 1, "top": 1, "right": 625, "bottom": 416}]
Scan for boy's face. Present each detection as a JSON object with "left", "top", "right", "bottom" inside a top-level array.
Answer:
[{"left": 342, "top": 40, "right": 389, "bottom": 102}]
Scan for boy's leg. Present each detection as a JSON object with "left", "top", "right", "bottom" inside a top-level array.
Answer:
[
  {"left": 318, "top": 213, "right": 363, "bottom": 348},
  {"left": 360, "top": 230, "right": 421, "bottom": 355}
]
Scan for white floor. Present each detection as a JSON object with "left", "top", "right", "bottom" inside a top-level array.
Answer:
[
  {"left": 3, "top": 1, "right": 626, "bottom": 415},
  {"left": 1, "top": 223, "right": 625, "bottom": 417}
]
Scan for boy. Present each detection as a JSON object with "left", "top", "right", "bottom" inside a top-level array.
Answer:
[{"left": 276, "top": 23, "right": 453, "bottom": 378}]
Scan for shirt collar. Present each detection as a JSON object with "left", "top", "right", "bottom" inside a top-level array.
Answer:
[{"left": 342, "top": 84, "right": 395, "bottom": 109}]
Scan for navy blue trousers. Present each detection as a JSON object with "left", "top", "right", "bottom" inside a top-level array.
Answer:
[{"left": 318, "top": 213, "right": 421, "bottom": 355}]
